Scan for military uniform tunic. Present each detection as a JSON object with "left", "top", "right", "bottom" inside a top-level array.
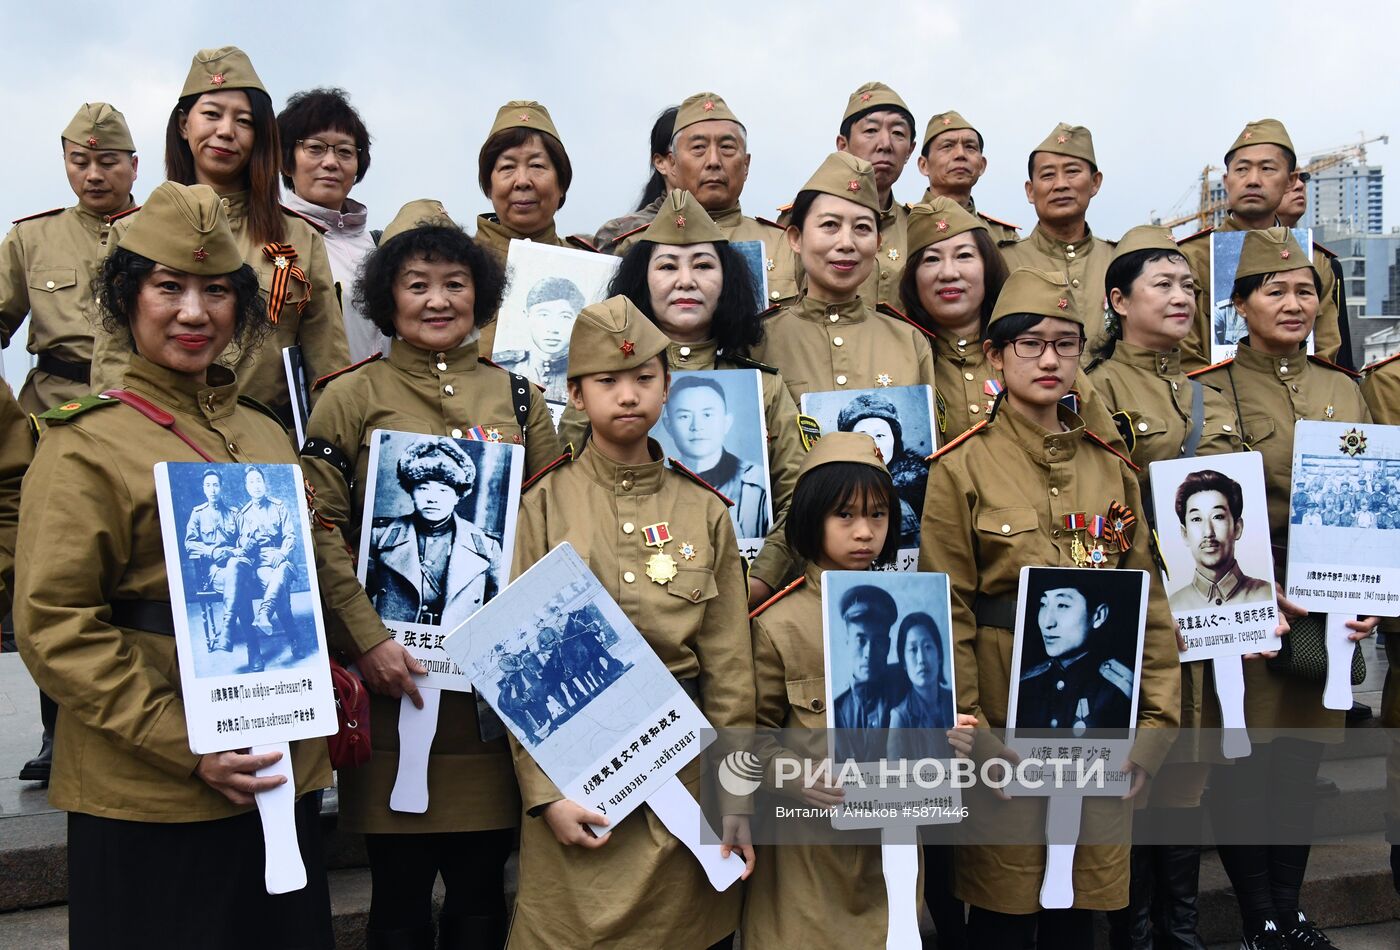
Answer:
[
  {"left": 919, "top": 403, "right": 1180, "bottom": 913},
  {"left": 594, "top": 194, "right": 664, "bottom": 252},
  {"left": 743, "top": 566, "right": 894, "bottom": 945},
  {"left": 91, "top": 193, "right": 349, "bottom": 420},
  {"left": 0, "top": 379, "right": 33, "bottom": 615},
  {"left": 999, "top": 225, "right": 1116, "bottom": 351},
  {"left": 0, "top": 203, "right": 134, "bottom": 414},
  {"left": 302, "top": 335, "right": 560, "bottom": 834},
  {"left": 862, "top": 199, "right": 911, "bottom": 309},
  {"left": 1192, "top": 343, "right": 1370, "bottom": 735},
  {"left": 14, "top": 356, "right": 331, "bottom": 822},
  {"left": 506, "top": 441, "right": 755, "bottom": 950},
  {"left": 918, "top": 189, "right": 1022, "bottom": 247}
]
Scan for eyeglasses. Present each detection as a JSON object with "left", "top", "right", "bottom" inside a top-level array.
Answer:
[
  {"left": 297, "top": 139, "right": 360, "bottom": 164},
  {"left": 1008, "top": 337, "right": 1084, "bottom": 359}
]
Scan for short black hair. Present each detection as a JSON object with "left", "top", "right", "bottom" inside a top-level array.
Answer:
[
  {"left": 608, "top": 239, "right": 763, "bottom": 354},
  {"left": 786, "top": 460, "right": 900, "bottom": 568},
  {"left": 277, "top": 87, "right": 372, "bottom": 190},
  {"left": 787, "top": 189, "right": 883, "bottom": 234},
  {"left": 1026, "top": 151, "right": 1098, "bottom": 181},
  {"left": 1230, "top": 268, "right": 1323, "bottom": 305},
  {"left": 96, "top": 248, "right": 268, "bottom": 354},
  {"left": 1223, "top": 143, "right": 1297, "bottom": 173},
  {"left": 1087, "top": 247, "right": 1189, "bottom": 364},
  {"left": 667, "top": 374, "right": 727, "bottom": 407},
  {"left": 478, "top": 128, "right": 572, "bottom": 210},
  {"left": 1174, "top": 469, "right": 1244, "bottom": 524},
  {"left": 985, "top": 312, "right": 1084, "bottom": 351},
  {"left": 839, "top": 105, "right": 916, "bottom": 142},
  {"left": 202, "top": 469, "right": 221, "bottom": 481},
  {"left": 897, "top": 228, "right": 1008, "bottom": 337},
  {"left": 636, "top": 106, "right": 679, "bottom": 212},
  {"left": 897, "top": 611, "right": 946, "bottom": 669},
  {"left": 353, "top": 224, "right": 506, "bottom": 338}
]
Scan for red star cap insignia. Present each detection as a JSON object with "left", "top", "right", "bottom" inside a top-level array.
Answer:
[
  {"left": 860, "top": 92, "right": 872, "bottom": 102},
  {"left": 519, "top": 113, "right": 531, "bottom": 122},
  {"left": 942, "top": 116, "right": 953, "bottom": 125},
  {"left": 1057, "top": 298, "right": 1069, "bottom": 310},
  {"left": 1056, "top": 134, "right": 1068, "bottom": 144},
  {"left": 1243, "top": 131, "right": 1253, "bottom": 139},
  {"left": 847, "top": 179, "right": 861, "bottom": 192},
  {"left": 193, "top": 247, "right": 208, "bottom": 262},
  {"left": 936, "top": 219, "right": 949, "bottom": 232},
  {"left": 1280, "top": 249, "right": 1291, "bottom": 259},
  {"left": 620, "top": 339, "right": 636, "bottom": 356},
  {"left": 702, "top": 100, "right": 715, "bottom": 112},
  {"left": 210, "top": 73, "right": 226, "bottom": 86},
  {"left": 873, "top": 445, "right": 884, "bottom": 461},
  {"left": 675, "top": 215, "right": 686, "bottom": 228},
  {"left": 86, "top": 136, "right": 98, "bottom": 148}
]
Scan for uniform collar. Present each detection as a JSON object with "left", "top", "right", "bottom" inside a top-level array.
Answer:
[
  {"left": 1233, "top": 340, "right": 1308, "bottom": 382},
  {"left": 388, "top": 334, "right": 481, "bottom": 375},
  {"left": 917, "top": 188, "right": 979, "bottom": 218},
  {"left": 707, "top": 205, "right": 747, "bottom": 231},
  {"left": 1026, "top": 222, "right": 1099, "bottom": 258},
  {"left": 931, "top": 324, "right": 983, "bottom": 363},
  {"left": 668, "top": 337, "right": 719, "bottom": 369},
  {"left": 994, "top": 400, "right": 1085, "bottom": 463},
  {"left": 878, "top": 196, "right": 904, "bottom": 230},
  {"left": 217, "top": 191, "right": 250, "bottom": 223},
  {"left": 122, "top": 353, "right": 240, "bottom": 420},
  {"left": 793, "top": 294, "right": 868, "bottom": 325},
  {"left": 1190, "top": 561, "right": 1247, "bottom": 603},
  {"left": 475, "top": 213, "right": 559, "bottom": 252},
  {"left": 72, "top": 201, "right": 136, "bottom": 233},
  {"left": 281, "top": 190, "right": 368, "bottom": 234},
  {"left": 577, "top": 439, "right": 667, "bottom": 496},
  {"left": 1221, "top": 212, "right": 1281, "bottom": 232},
  {"left": 1115, "top": 340, "right": 1182, "bottom": 379}
]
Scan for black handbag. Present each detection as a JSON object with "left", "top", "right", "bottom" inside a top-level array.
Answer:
[{"left": 1265, "top": 613, "right": 1366, "bottom": 685}]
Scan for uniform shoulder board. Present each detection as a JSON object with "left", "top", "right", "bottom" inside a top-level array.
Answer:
[
  {"left": 522, "top": 449, "right": 573, "bottom": 493},
  {"left": 566, "top": 234, "right": 600, "bottom": 253},
  {"left": 312, "top": 352, "right": 383, "bottom": 391},
  {"left": 479, "top": 356, "right": 545, "bottom": 390},
  {"left": 1085, "top": 430, "right": 1141, "bottom": 473},
  {"left": 12, "top": 207, "right": 65, "bottom": 225},
  {"left": 926, "top": 420, "right": 988, "bottom": 462},
  {"left": 749, "top": 575, "right": 806, "bottom": 620},
  {"left": 667, "top": 457, "right": 735, "bottom": 507},
  {"left": 1099, "top": 658, "right": 1133, "bottom": 698},
  {"left": 237, "top": 395, "right": 286, "bottom": 428},
  {"left": 1186, "top": 357, "right": 1233, "bottom": 378},
  {"left": 1307, "top": 354, "right": 1360, "bottom": 379},
  {"left": 1313, "top": 240, "right": 1336, "bottom": 259},
  {"left": 977, "top": 211, "right": 1021, "bottom": 231},
  {"left": 753, "top": 216, "right": 784, "bottom": 230},
  {"left": 280, "top": 204, "right": 328, "bottom": 234},
  {"left": 1178, "top": 225, "right": 1214, "bottom": 244},
  {"left": 755, "top": 304, "right": 783, "bottom": 320},
  {"left": 1362, "top": 350, "right": 1400, "bottom": 376},
  {"left": 108, "top": 205, "right": 141, "bottom": 223},
  {"left": 36, "top": 393, "right": 119, "bottom": 423},
  {"left": 774, "top": 202, "right": 794, "bottom": 214},
  {"left": 26, "top": 412, "right": 41, "bottom": 444},
  {"left": 723, "top": 352, "right": 778, "bottom": 374},
  {"left": 880, "top": 302, "right": 933, "bottom": 339},
  {"left": 605, "top": 223, "right": 650, "bottom": 248},
  {"left": 1021, "top": 659, "right": 1052, "bottom": 680}
]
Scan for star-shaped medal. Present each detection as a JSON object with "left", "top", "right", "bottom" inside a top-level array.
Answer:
[
  {"left": 619, "top": 339, "right": 636, "bottom": 356},
  {"left": 679, "top": 542, "right": 696, "bottom": 561},
  {"left": 274, "top": 255, "right": 289, "bottom": 271},
  {"left": 486, "top": 428, "right": 502, "bottom": 443},
  {"left": 193, "top": 247, "right": 208, "bottom": 263},
  {"left": 210, "top": 73, "right": 226, "bottom": 86},
  {"left": 875, "top": 373, "right": 893, "bottom": 387},
  {"left": 1325, "top": 405, "right": 1335, "bottom": 419},
  {"left": 887, "top": 247, "right": 899, "bottom": 262}
]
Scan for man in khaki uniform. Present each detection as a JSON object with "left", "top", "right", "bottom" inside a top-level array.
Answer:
[
  {"left": 917, "top": 110, "right": 1021, "bottom": 246},
  {"left": 1177, "top": 119, "right": 1347, "bottom": 372},
  {"left": 1001, "top": 123, "right": 1116, "bottom": 351},
  {"left": 608, "top": 92, "right": 800, "bottom": 305},
  {"left": 0, "top": 103, "right": 138, "bottom": 415}
]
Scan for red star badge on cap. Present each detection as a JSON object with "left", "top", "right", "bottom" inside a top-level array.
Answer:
[
  {"left": 702, "top": 100, "right": 715, "bottom": 112},
  {"left": 86, "top": 136, "right": 98, "bottom": 148},
  {"left": 519, "top": 113, "right": 531, "bottom": 122},
  {"left": 942, "top": 116, "right": 952, "bottom": 125},
  {"left": 873, "top": 445, "right": 884, "bottom": 461},
  {"left": 193, "top": 247, "right": 209, "bottom": 262},
  {"left": 675, "top": 215, "right": 686, "bottom": 228},
  {"left": 620, "top": 339, "right": 636, "bottom": 356},
  {"left": 210, "top": 73, "right": 226, "bottom": 86},
  {"left": 936, "top": 219, "right": 949, "bottom": 232},
  {"left": 847, "top": 179, "right": 861, "bottom": 192},
  {"left": 1057, "top": 298, "right": 1069, "bottom": 310},
  {"left": 860, "top": 92, "right": 872, "bottom": 102},
  {"left": 1280, "top": 249, "right": 1291, "bottom": 259},
  {"left": 1243, "top": 130, "right": 1253, "bottom": 139},
  {"left": 1057, "top": 134, "right": 1068, "bottom": 144}
]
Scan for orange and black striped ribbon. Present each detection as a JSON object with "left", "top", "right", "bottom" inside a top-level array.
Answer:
[{"left": 262, "top": 242, "right": 312, "bottom": 324}]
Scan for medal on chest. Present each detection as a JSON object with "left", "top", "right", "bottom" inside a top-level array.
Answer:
[
  {"left": 642, "top": 521, "right": 678, "bottom": 584},
  {"left": 983, "top": 378, "right": 1003, "bottom": 415}
]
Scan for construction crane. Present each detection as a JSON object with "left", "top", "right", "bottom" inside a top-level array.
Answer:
[{"left": 1157, "top": 133, "right": 1390, "bottom": 231}]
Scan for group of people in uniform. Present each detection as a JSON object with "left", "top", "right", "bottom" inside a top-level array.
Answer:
[{"left": 2, "top": 43, "right": 1398, "bottom": 950}]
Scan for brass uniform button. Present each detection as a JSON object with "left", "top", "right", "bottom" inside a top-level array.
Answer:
[{"left": 623, "top": 571, "right": 636, "bottom": 584}]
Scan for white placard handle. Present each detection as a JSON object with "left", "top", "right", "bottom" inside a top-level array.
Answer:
[
  {"left": 1212, "top": 654, "right": 1251, "bottom": 759},
  {"left": 390, "top": 686, "right": 442, "bottom": 813},
  {"left": 1322, "top": 614, "right": 1355, "bottom": 711},
  {"left": 879, "top": 826, "right": 921, "bottom": 950},
  {"left": 1039, "top": 796, "right": 1082, "bottom": 909},
  {"left": 252, "top": 740, "right": 306, "bottom": 894},
  {"left": 647, "top": 775, "right": 746, "bottom": 892}
]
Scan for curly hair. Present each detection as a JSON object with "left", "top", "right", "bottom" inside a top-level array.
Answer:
[
  {"left": 608, "top": 239, "right": 764, "bottom": 354},
  {"left": 95, "top": 247, "right": 269, "bottom": 355},
  {"left": 353, "top": 224, "right": 506, "bottom": 338}
]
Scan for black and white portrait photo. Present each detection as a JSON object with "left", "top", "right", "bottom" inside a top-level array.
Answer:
[
  {"left": 652, "top": 369, "right": 772, "bottom": 551},
  {"left": 1209, "top": 228, "right": 1312, "bottom": 363},
  {"left": 358, "top": 431, "right": 523, "bottom": 691},
  {"left": 1008, "top": 567, "right": 1146, "bottom": 739}
]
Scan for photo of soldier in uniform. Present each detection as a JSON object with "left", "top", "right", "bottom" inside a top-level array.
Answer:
[
  {"left": 1009, "top": 567, "right": 1145, "bottom": 739},
  {"left": 1165, "top": 468, "right": 1272, "bottom": 611},
  {"left": 651, "top": 370, "right": 772, "bottom": 548},
  {"left": 1209, "top": 228, "right": 1312, "bottom": 362}
]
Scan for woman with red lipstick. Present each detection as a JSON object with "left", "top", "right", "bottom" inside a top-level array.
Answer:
[
  {"left": 300, "top": 201, "right": 561, "bottom": 950},
  {"left": 91, "top": 46, "right": 348, "bottom": 426},
  {"left": 919, "top": 268, "right": 1180, "bottom": 948},
  {"left": 749, "top": 152, "right": 935, "bottom": 404},
  {"left": 1191, "top": 228, "right": 1377, "bottom": 950},
  {"left": 15, "top": 181, "right": 334, "bottom": 949}
]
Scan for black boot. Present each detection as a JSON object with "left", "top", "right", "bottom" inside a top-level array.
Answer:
[
  {"left": 19, "top": 691, "right": 57, "bottom": 784},
  {"left": 1107, "top": 844, "right": 1155, "bottom": 949},
  {"left": 1153, "top": 844, "right": 1206, "bottom": 949},
  {"left": 436, "top": 912, "right": 506, "bottom": 950},
  {"left": 366, "top": 923, "right": 434, "bottom": 950}
]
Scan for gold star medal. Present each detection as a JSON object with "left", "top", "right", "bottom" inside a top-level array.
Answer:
[
  {"left": 646, "top": 552, "right": 679, "bottom": 584},
  {"left": 273, "top": 255, "right": 289, "bottom": 271}
]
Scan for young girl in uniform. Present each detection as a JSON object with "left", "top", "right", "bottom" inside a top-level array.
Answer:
[
  {"left": 506, "top": 295, "right": 755, "bottom": 949},
  {"left": 743, "top": 430, "right": 976, "bottom": 945},
  {"left": 920, "top": 267, "right": 1181, "bottom": 948}
]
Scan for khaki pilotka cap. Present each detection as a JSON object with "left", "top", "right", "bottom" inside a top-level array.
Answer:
[
  {"left": 62, "top": 102, "right": 135, "bottom": 152},
  {"left": 989, "top": 267, "right": 1083, "bottom": 328},
  {"left": 1110, "top": 225, "right": 1180, "bottom": 264},
  {"left": 117, "top": 182, "right": 243, "bottom": 275},
  {"left": 640, "top": 190, "right": 726, "bottom": 245},
  {"left": 674, "top": 92, "right": 744, "bottom": 134},
  {"left": 906, "top": 197, "right": 989, "bottom": 256},
  {"left": 1225, "top": 118, "right": 1295, "bottom": 162},
  {"left": 796, "top": 430, "right": 889, "bottom": 480},
  {"left": 796, "top": 152, "right": 881, "bottom": 215},
  {"left": 921, "top": 110, "right": 978, "bottom": 154},
  {"left": 842, "top": 82, "right": 914, "bottom": 127},
  {"left": 566, "top": 295, "right": 671, "bottom": 378},
  {"left": 1234, "top": 227, "right": 1314, "bottom": 281},
  {"left": 1031, "top": 123, "right": 1097, "bottom": 167},
  {"left": 485, "top": 100, "right": 563, "bottom": 143},
  {"left": 180, "top": 46, "right": 266, "bottom": 98},
  {"left": 379, "top": 199, "right": 456, "bottom": 245}
]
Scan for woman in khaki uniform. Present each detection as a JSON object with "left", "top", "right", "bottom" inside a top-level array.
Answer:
[
  {"left": 1084, "top": 226, "right": 1242, "bottom": 949},
  {"left": 749, "top": 152, "right": 936, "bottom": 404},
  {"left": 91, "top": 47, "right": 349, "bottom": 423},
  {"left": 919, "top": 268, "right": 1181, "bottom": 946},
  {"left": 507, "top": 296, "right": 755, "bottom": 949},
  {"left": 559, "top": 189, "right": 806, "bottom": 607},
  {"left": 302, "top": 201, "right": 560, "bottom": 950},
  {"left": 15, "top": 182, "right": 333, "bottom": 949},
  {"left": 1191, "top": 227, "right": 1378, "bottom": 949}
]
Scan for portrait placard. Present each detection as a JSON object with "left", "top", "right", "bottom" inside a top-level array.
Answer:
[
  {"left": 1148, "top": 451, "right": 1281, "bottom": 660},
  {"left": 357, "top": 430, "right": 524, "bottom": 691},
  {"left": 801, "top": 385, "right": 936, "bottom": 572},
  {"left": 442, "top": 543, "right": 710, "bottom": 827},
  {"left": 728, "top": 239, "right": 769, "bottom": 306},
  {"left": 821, "top": 570, "right": 961, "bottom": 829},
  {"left": 1284, "top": 420, "right": 1400, "bottom": 615},
  {"left": 490, "top": 240, "right": 621, "bottom": 424},
  {"left": 1209, "top": 228, "right": 1313, "bottom": 365},
  {"left": 651, "top": 369, "right": 772, "bottom": 560},
  {"left": 154, "top": 462, "right": 336, "bottom": 754},
  {"left": 1006, "top": 566, "right": 1148, "bottom": 797}
]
